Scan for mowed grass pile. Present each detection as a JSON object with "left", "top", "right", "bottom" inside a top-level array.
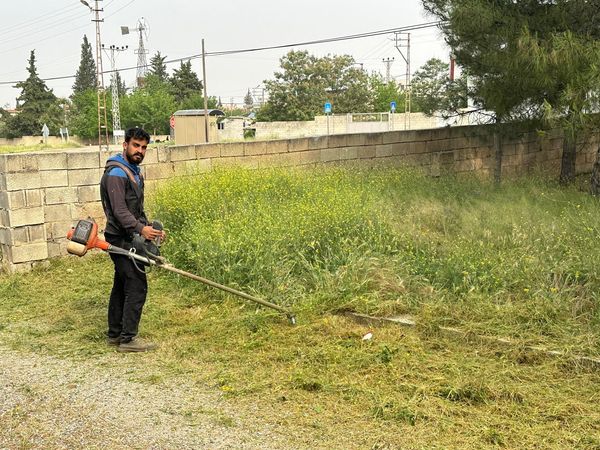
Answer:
[{"left": 152, "top": 167, "right": 600, "bottom": 351}]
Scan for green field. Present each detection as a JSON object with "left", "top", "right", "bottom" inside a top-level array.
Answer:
[{"left": 1, "top": 167, "right": 599, "bottom": 448}]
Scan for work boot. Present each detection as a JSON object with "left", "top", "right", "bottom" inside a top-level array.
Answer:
[
  {"left": 107, "top": 336, "right": 121, "bottom": 346},
  {"left": 117, "top": 337, "right": 157, "bottom": 353}
]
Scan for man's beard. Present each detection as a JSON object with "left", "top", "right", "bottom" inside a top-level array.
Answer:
[{"left": 125, "top": 152, "right": 144, "bottom": 164}]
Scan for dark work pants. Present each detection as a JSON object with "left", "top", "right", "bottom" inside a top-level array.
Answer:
[{"left": 107, "top": 238, "right": 148, "bottom": 343}]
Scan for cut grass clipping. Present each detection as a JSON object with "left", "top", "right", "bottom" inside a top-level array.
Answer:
[{"left": 1, "top": 167, "right": 599, "bottom": 448}]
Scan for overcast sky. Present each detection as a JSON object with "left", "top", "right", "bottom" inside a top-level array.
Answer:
[{"left": 0, "top": 0, "right": 449, "bottom": 108}]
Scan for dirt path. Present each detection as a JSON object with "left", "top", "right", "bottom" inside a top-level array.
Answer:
[{"left": 0, "top": 346, "right": 299, "bottom": 450}]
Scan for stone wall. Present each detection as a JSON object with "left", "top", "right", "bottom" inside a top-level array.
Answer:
[{"left": 0, "top": 124, "right": 597, "bottom": 272}]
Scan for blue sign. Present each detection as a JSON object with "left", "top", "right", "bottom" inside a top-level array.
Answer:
[
  {"left": 324, "top": 102, "right": 332, "bottom": 114},
  {"left": 390, "top": 101, "right": 397, "bottom": 112}
]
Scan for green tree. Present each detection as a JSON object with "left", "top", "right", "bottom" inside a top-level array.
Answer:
[
  {"left": 244, "top": 89, "right": 254, "bottom": 110},
  {"left": 113, "top": 70, "right": 127, "bottom": 98},
  {"left": 170, "top": 60, "right": 203, "bottom": 105},
  {"left": 121, "top": 79, "right": 177, "bottom": 135},
  {"left": 423, "top": 0, "right": 600, "bottom": 185},
  {"left": 73, "top": 35, "right": 97, "bottom": 95},
  {"left": 4, "top": 50, "right": 62, "bottom": 138},
  {"left": 69, "top": 90, "right": 102, "bottom": 139},
  {"left": 371, "top": 75, "right": 404, "bottom": 112},
  {"left": 411, "top": 58, "right": 467, "bottom": 116},
  {"left": 148, "top": 51, "right": 169, "bottom": 82},
  {"left": 258, "top": 51, "right": 373, "bottom": 122}
]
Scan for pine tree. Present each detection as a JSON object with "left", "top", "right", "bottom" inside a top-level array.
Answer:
[
  {"left": 244, "top": 89, "right": 254, "bottom": 110},
  {"left": 5, "top": 50, "right": 61, "bottom": 137},
  {"left": 113, "top": 71, "right": 127, "bottom": 98},
  {"left": 73, "top": 35, "right": 97, "bottom": 95},
  {"left": 170, "top": 60, "right": 202, "bottom": 105},
  {"left": 148, "top": 51, "right": 168, "bottom": 82}
]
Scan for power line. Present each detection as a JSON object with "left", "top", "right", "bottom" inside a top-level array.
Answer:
[
  {"left": 0, "top": 0, "right": 119, "bottom": 55},
  {"left": 0, "top": 21, "right": 443, "bottom": 86}
]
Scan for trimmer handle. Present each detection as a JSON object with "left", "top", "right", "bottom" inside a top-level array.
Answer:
[{"left": 152, "top": 220, "right": 163, "bottom": 247}]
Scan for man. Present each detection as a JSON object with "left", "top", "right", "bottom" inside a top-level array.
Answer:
[{"left": 100, "top": 127, "right": 165, "bottom": 353}]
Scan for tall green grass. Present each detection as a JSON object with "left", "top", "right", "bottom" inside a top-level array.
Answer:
[{"left": 151, "top": 167, "right": 600, "bottom": 350}]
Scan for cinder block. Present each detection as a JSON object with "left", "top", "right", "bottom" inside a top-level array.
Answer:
[
  {"left": 439, "top": 151, "right": 455, "bottom": 165},
  {"left": 391, "top": 142, "right": 410, "bottom": 156},
  {"left": 382, "top": 131, "right": 403, "bottom": 144},
  {"left": 211, "top": 156, "right": 242, "bottom": 168},
  {"left": 157, "top": 147, "right": 172, "bottom": 163},
  {"left": 196, "top": 143, "right": 220, "bottom": 159},
  {"left": 38, "top": 153, "right": 67, "bottom": 170},
  {"left": 0, "top": 210, "right": 8, "bottom": 227},
  {"left": 258, "top": 154, "right": 281, "bottom": 168},
  {"left": 47, "top": 239, "right": 69, "bottom": 257},
  {"left": 0, "top": 228, "right": 27, "bottom": 245},
  {"left": 144, "top": 163, "right": 174, "bottom": 180},
  {"left": 44, "top": 187, "right": 78, "bottom": 205},
  {"left": 27, "top": 224, "right": 46, "bottom": 242},
  {"left": 364, "top": 133, "right": 384, "bottom": 146},
  {"left": 409, "top": 142, "right": 428, "bottom": 154},
  {"left": 40, "top": 170, "right": 69, "bottom": 188},
  {"left": 347, "top": 134, "right": 366, "bottom": 146},
  {"left": 47, "top": 221, "right": 75, "bottom": 241},
  {"left": 45, "top": 204, "right": 73, "bottom": 222},
  {"left": 297, "top": 150, "right": 321, "bottom": 165},
  {"left": 68, "top": 168, "right": 101, "bottom": 186},
  {"left": 2, "top": 154, "right": 39, "bottom": 172},
  {"left": 25, "top": 189, "right": 42, "bottom": 207},
  {"left": 308, "top": 136, "right": 328, "bottom": 150},
  {"left": 426, "top": 140, "right": 450, "bottom": 153},
  {"left": 358, "top": 146, "right": 376, "bottom": 159},
  {"left": 266, "top": 140, "right": 289, "bottom": 154},
  {"left": 321, "top": 148, "right": 340, "bottom": 162},
  {"left": 455, "top": 160, "right": 476, "bottom": 172},
  {"left": 340, "top": 147, "right": 359, "bottom": 160},
  {"left": 375, "top": 144, "right": 393, "bottom": 158},
  {"left": 99, "top": 151, "right": 121, "bottom": 167},
  {"left": 288, "top": 138, "right": 309, "bottom": 152},
  {"left": 328, "top": 135, "right": 348, "bottom": 148},
  {"left": 8, "top": 207, "right": 45, "bottom": 227},
  {"left": 68, "top": 152, "right": 100, "bottom": 169},
  {"left": 73, "top": 202, "right": 104, "bottom": 222},
  {"left": 142, "top": 147, "right": 159, "bottom": 164},
  {"left": 170, "top": 145, "right": 196, "bottom": 161},
  {"left": 9, "top": 242, "right": 48, "bottom": 264},
  {"left": 220, "top": 142, "right": 245, "bottom": 157},
  {"left": 243, "top": 141, "right": 267, "bottom": 156},
  {"left": 78, "top": 185, "right": 101, "bottom": 203},
  {"left": 5, "top": 172, "right": 41, "bottom": 191},
  {"left": 0, "top": 190, "right": 26, "bottom": 210},
  {"left": 173, "top": 159, "right": 212, "bottom": 175}
]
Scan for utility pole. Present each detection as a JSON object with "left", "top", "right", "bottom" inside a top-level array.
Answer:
[
  {"left": 81, "top": 0, "right": 110, "bottom": 149},
  {"left": 202, "top": 39, "right": 209, "bottom": 143},
  {"left": 394, "top": 32, "right": 411, "bottom": 130},
  {"left": 382, "top": 57, "right": 394, "bottom": 83},
  {"left": 103, "top": 44, "right": 128, "bottom": 144}
]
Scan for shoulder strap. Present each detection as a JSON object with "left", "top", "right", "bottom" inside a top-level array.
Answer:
[{"left": 105, "top": 160, "right": 142, "bottom": 198}]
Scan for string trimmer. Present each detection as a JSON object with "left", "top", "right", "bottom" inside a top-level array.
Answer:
[{"left": 66, "top": 218, "right": 296, "bottom": 325}]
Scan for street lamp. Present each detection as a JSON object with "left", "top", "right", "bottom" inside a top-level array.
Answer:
[{"left": 80, "top": 0, "right": 92, "bottom": 11}]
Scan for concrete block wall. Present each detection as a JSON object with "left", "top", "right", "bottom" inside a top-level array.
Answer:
[{"left": 0, "top": 124, "right": 597, "bottom": 272}]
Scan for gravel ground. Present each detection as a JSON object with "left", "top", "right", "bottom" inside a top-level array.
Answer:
[{"left": 0, "top": 346, "right": 302, "bottom": 450}]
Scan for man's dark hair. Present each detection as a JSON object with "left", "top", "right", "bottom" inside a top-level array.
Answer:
[{"left": 125, "top": 127, "right": 150, "bottom": 144}]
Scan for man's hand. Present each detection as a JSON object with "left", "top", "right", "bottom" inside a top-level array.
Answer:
[{"left": 141, "top": 225, "right": 163, "bottom": 241}]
